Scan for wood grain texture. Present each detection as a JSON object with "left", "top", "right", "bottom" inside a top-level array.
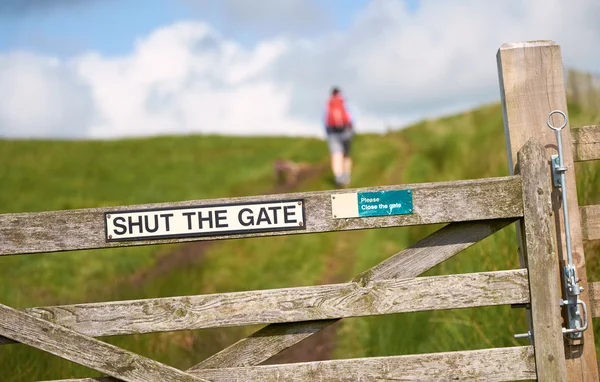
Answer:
[
  {"left": 0, "top": 303, "right": 206, "bottom": 382},
  {"left": 43, "top": 346, "right": 536, "bottom": 382},
  {"left": 517, "top": 139, "right": 567, "bottom": 380},
  {"left": 0, "top": 176, "right": 523, "bottom": 255},
  {"left": 498, "top": 40, "right": 598, "bottom": 381},
  {"left": 589, "top": 282, "right": 600, "bottom": 317},
  {"left": 572, "top": 125, "right": 600, "bottom": 162},
  {"left": 191, "top": 219, "right": 515, "bottom": 370},
  {"left": 352, "top": 219, "right": 515, "bottom": 284},
  {"left": 580, "top": 205, "right": 600, "bottom": 241},
  {"left": 192, "top": 320, "right": 334, "bottom": 370},
  {"left": 0, "top": 269, "right": 528, "bottom": 345}
]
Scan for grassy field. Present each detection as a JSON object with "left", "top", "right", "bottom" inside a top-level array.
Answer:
[{"left": 0, "top": 102, "right": 599, "bottom": 380}]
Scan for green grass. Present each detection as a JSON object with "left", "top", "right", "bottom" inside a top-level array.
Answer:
[{"left": 1, "top": 102, "right": 600, "bottom": 380}]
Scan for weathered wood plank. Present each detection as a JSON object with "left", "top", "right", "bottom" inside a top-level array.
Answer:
[
  {"left": 0, "top": 269, "right": 528, "bottom": 345},
  {"left": 192, "top": 320, "right": 332, "bottom": 370},
  {"left": 581, "top": 205, "right": 600, "bottom": 241},
  {"left": 572, "top": 125, "right": 600, "bottom": 162},
  {"left": 588, "top": 282, "right": 600, "bottom": 317},
  {"left": 352, "top": 219, "right": 515, "bottom": 284},
  {"left": 198, "top": 346, "right": 536, "bottom": 382},
  {"left": 498, "top": 40, "right": 598, "bottom": 380},
  {"left": 43, "top": 346, "right": 536, "bottom": 382},
  {"left": 191, "top": 219, "right": 516, "bottom": 370},
  {"left": 0, "top": 303, "right": 206, "bottom": 382},
  {"left": 517, "top": 139, "right": 567, "bottom": 379},
  {"left": 0, "top": 176, "right": 523, "bottom": 255}
]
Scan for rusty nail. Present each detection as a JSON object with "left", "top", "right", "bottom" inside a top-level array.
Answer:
[
  {"left": 107, "top": 214, "right": 111, "bottom": 218},
  {"left": 298, "top": 221, "right": 303, "bottom": 226},
  {"left": 109, "top": 235, "right": 113, "bottom": 239}
]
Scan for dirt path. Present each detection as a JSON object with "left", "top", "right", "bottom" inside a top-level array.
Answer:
[
  {"left": 119, "top": 159, "right": 357, "bottom": 365},
  {"left": 262, "top": 210, "right": 360, "bottom": 364},
  {"left": 261, "top": 240, "right": 353, "bottom": 364},
  {"left": 124, "top": 161, "right": 328, "bottom": 288}
]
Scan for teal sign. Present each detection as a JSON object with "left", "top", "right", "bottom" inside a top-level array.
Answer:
[{"left": 357, "top": 190, "right": 413, "bottom": 217}]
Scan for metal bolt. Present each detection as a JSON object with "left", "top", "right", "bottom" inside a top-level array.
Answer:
[
  {"left": 298, "top": 201, "right": 301, "bottom": 205},
  {"left": 514, "top": 331, "right": 533, "bottom": 340},
  {"left": 107, "top": 214, "right": 111, "bottom": 218},
  {"left": 108, "top": 235, "right": 113, "bottom": 239},
  {"left": 298, "top": 221, "right": 303, "bottom": 226}
]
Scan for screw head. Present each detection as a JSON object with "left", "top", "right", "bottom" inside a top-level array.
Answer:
[
  {"left": 107, "top": 214, "right": 111, "bottom": 218},
  {"left": 108, "top": 234, "right": 113, "bottom": 239}
]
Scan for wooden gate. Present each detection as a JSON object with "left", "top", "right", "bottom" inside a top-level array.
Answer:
[{"left": 0, "top": 41, "right": 599, "bottom": 381}]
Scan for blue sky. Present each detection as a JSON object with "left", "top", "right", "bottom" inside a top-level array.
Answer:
[
  {"left": 0, "top": 1, "right": 597, "bottom": 139},
  {"left": 1, "top": 1, "right": 202, "bottom": 57},
  {"left": 0, "top": 0, "right": 419, "bottom": 57}
]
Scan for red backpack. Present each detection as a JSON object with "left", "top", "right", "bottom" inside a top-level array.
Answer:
[{"left": 326, "top": 95, "right": 351, "bottom": 128}]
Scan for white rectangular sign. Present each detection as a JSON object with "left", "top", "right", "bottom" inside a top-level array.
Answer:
[{"left": 105, "top": 199, "right": 305, "bottom": 241}]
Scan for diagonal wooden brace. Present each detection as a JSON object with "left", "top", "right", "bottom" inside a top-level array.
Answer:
[
  {"left": 0, "top": 303, "right": 207, "bottom": 382},
  {"left": 192, "top": 219, "right": 516, "bottom": 370}
]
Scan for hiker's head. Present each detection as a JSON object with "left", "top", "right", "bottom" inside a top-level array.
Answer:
[{"left": 331, "top": 87, "right": 341, "bottom": 96}]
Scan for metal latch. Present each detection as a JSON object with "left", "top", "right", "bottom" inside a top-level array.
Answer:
[
  {"left": 548, "top": 110, "right": 587, "bottom": 340},
  {"left": 514, "top": 110, "right": 589, "bottom": 342}
]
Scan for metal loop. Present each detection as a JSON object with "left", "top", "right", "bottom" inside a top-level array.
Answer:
[{"left": 547, "top": 110, "right": 568, "bottom": 131}]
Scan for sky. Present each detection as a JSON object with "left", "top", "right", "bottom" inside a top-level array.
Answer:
[{"left": 0, "top": 0, "right": 598, "bottom": 139}]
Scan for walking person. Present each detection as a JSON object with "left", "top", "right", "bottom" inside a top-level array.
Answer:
[{"left": 324, "top": 86, "right": 355, "bottom": 187}]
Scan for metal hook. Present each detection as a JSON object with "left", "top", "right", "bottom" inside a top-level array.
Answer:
[{"left": 546, "top": 110, "right": 568, "bottom": 131}]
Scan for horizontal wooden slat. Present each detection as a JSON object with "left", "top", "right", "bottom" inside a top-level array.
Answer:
[
  {"left": 193, "top": 219, "right": 517, "bottom": 370},
  {"left": 572, "top": 125, "right": 600, "bottom": 162},
  {"left": 44, "top": 346, "right": 536, "bottom": 381},
  {"left": 0, "top": 269, "right": 529, "bottom": 345},
  {"left": 197, "top": 346, "right": 537, "bottom": 382},
  {"left": 581, "top": 204, "right": 600, "bottom": 241},
  {"left": 588, "top": 282, "right": 600, "bottom": 317},
  {"left": 0, "top": 176, "right": 523, "bottom": 255}
]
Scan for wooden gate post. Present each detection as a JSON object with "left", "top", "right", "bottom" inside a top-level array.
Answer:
[
  {"left": 518, "top": 139, "right": 567, "bottom": 380},
  {"left": 498, "top": 41, "right": 599, "bottom": 381}
]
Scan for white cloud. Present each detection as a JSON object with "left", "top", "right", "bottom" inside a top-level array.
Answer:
[
  {"left": 0, "top": 52, "right": 94, "bottom": 137},
  {"left": 274, "top": 0, "right": 600, "bottom": 125},
  {"left": 73, "top": 23, "right": 308, "bottom": 138},
  {"left": 0, "top": 0, "right": 599, "bottom": 139}
]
